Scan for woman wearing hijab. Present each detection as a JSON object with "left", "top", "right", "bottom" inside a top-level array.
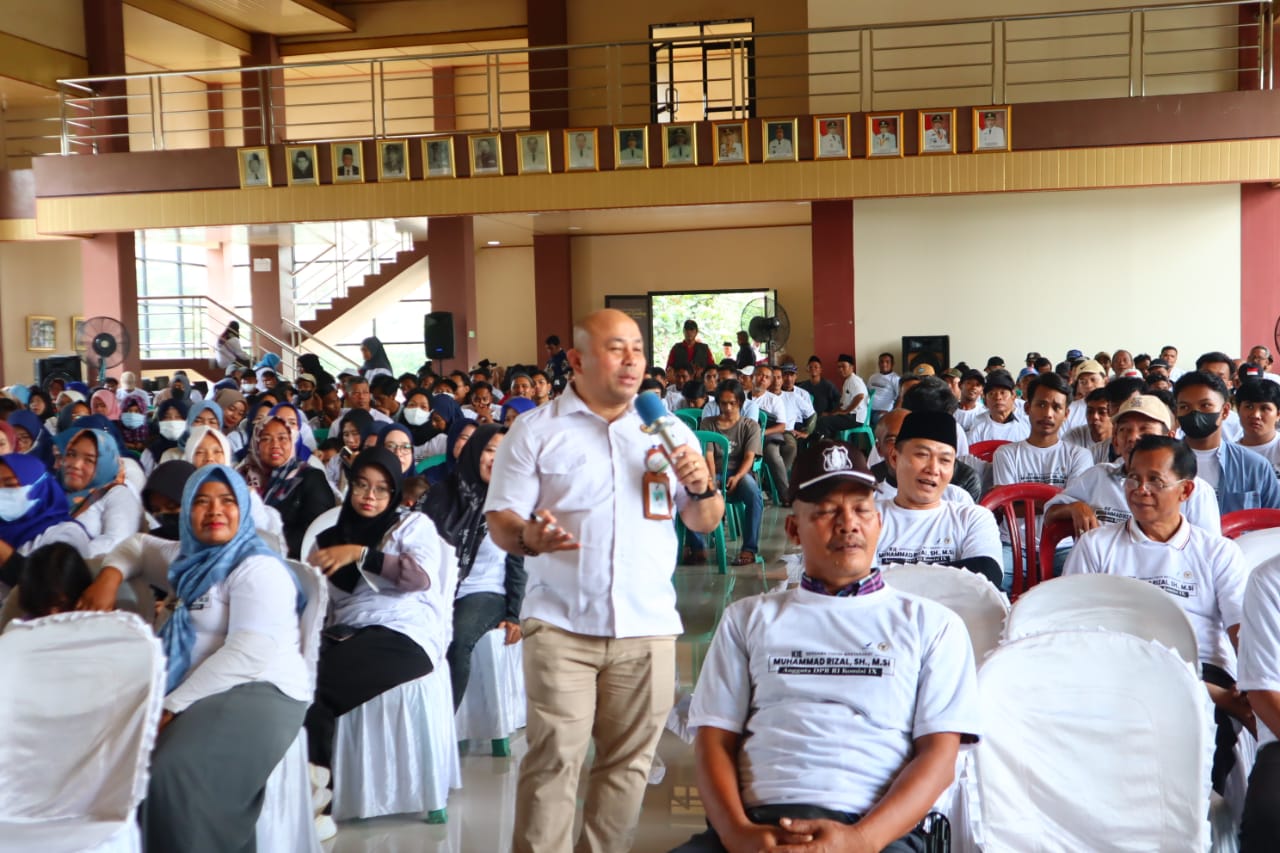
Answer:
[
  {"left": 423, "top": 419, "right": 476, "bottom": 487},
  {"left": 0, "top": 453, "right": 90, "bottom": 594},
  {"left": 0, "top": 422, "right": 14, "bottom": 456},
  {"left": 26, "top": 388, "right": 54, "bottom": 422},
  {"left": 214, "top": 320, "right": 253, "bottom": 370},
  {"left": 8, "top": 411, "right": 55, "bottom": 469},
  {"left": 326, "top": 408, "right": 375, "bottom": 494},
  {"left": 119, "top": 389, "right": 151, "bottom": 454},
  {"left": 375, "top": 422, "right": 418, "bottom": 478},
  {"left": 80, "top": 465, "right": 309, "bottom": 853},
  {"left": 242, "top": 415, "right": 333, "bottom": 559},
  {"left": 185, "top": 400, "right": 223, "bottom": 436},
  {"left": 142, "top": 398, "right": 190, "bottom": 474},
  {"left": 54, "top": 421, "right": 143, "bottom": 561},
  {"left": 359, "top": 336, "right": 394, "bottom": 383},
  {"left": 213, "top": 387, "right": 247, "bottom": 435},
  {"left": 53, "top": 394, "right": 90, "bottom": 435},
  {"left": 303, "top": 447, "right": 449, "bottom": 773},
  {"left": 499, "top": 395, "right": 536, "bottom": 426},
  {"left": 186, "top": 425, "right": 286, "bottom": 553},
  {"left": 90, "top": 388, "right": 121, "bottom": 421},
  {"left": 268, "top": 402, "right": 317, "bottom": 458},
  {"left": 141, "top": 459, "right": 195, "bottom": 540},
  {"left": 398, "top": 387, "right": 445, "bottom": 464},
  {"left": 423, "top": 425, "right": 525, "bottom": 709}
]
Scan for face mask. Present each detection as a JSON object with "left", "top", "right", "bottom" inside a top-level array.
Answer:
[
  {"left": 1178, "top": 411, "right": 1220, "bottom": 440},
  {"left": 403, "top": 408, "right": 430, "bottom": 426},
  {"left": 121, "top": 412, "right": 146, "bottom": 429},
  {"left": 0, "top": 485, "right": 36, "bottom": 522},
  {"left": 151, "top": 512, "right": 182, "bottom": 541},
  {"left": 171, "top": 388, "right": 186, "bottom": 401},
  {"left": 296, "top": 391, "right": 313, "bottom": 402},
  {"left": 158, "top": 421, "right": 186, "bottom": 441},
  {"left": 242, "top": 383, "right": 257, "bottom": 394}
]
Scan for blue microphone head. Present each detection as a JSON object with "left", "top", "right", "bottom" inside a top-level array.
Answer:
[{"left": 634, "top": 390, "right": 668, "bottom": 427}]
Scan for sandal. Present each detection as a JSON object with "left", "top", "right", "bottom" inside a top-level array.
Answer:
[{"left": 731, "top": 551, "right": 757, "bottom": 566}]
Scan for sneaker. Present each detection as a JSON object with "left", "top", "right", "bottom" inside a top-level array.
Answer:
[
  {"left": 312, "top": 786, "right": 332, "bottom": 815},
  {"left": 315, "top": 814, "right": 338, "bottom": 841},
  {"left": 308, "top": 763, "right": 330, "bottom": 791}
]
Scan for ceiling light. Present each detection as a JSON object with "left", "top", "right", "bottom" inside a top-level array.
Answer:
[
  {"left": 487, "top": 240, "right": 501, "bottom": 246},
  {"left": 568, "top": 226, "right": 582, "bottom": 232}
]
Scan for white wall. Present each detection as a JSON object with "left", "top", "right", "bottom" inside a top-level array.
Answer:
[{"left": 853, "top": 184, "right": 1241, "bottom": 373}]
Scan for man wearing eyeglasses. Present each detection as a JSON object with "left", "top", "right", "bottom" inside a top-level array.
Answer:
[{"left": 1063, "top": 433, "right": 1250, "bottom": 794}]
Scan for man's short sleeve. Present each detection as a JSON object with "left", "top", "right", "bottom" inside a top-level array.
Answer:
[
  {"left": 992, "top": 444, "right": 1016, "bottom": 487},
  {"left": 1061, "top": 529, "right": 1101, "bottom": 575},
  {"left": 960, "top": 506, "right": 1002, "bottom": 562},
  {"left": 688, "top": 604, "right": 753, "bottom": 734},
  {"left": 483, "top": 417, "right": 542, "bottom": 518},
  {"left": 1211, "top": 538, "right": 1247, "bottom": 630},
  {"left": 1239, "top": 557, "right": 1280, "bottom": 695},
  {"left": 913, "top": 607, "right": 982, "bottom": 743},
  {"left": 743, "top": 418, "right": 763, "bottom": 456}
]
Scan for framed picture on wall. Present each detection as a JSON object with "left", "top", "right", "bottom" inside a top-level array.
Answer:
[
  {"left": 763, "top": 118, "right": 798, "bottom": 162},
  {"left": 516, "top": 131, "right": 551, "bottom": 175},
  {"left": 285, "top": 145, "right": 318, "bottom": 186},
  {"left": 71, "top": 316, "right": 87, "bottom": 353},
  {"left": 564, "top": 128, "right": 599, "bottom": 172},
  {"left": 27, "top": 316, "right": 56, "bottom": 352},
  {"left": 866, "top": 112, "right": 904, "bottom": 158},
  {"left": 378, "top": 140, "right": 409, "bottom": 181},
  {"left": 917, "top": 109, "right": 956, "bottom": 155},
  {"left": 468, "top": 134, "right": 502, "bottom": 176},
  {"left": 662, "top": 123, "right": 697, "bottom": 166},
  {"left": 973, "top": 106, "right": 1012, "bottom": 152},
  {"left": 422, "top": 136, "right": 455, "bottom": 178},
  {"left": 331, "top": 142, "right": 364, "bottom": 183},
  {"left": 237, "top": 147, "right": 270, "bottom": 188},
  {"left": 813, "top": 114, "right": 849, "bottom": 159},
  {"left": 712, "top": 120, "right": 748, "bottom": 165},
  {"left": 615, "top": 126, "right": 648, "bottom": 168}
]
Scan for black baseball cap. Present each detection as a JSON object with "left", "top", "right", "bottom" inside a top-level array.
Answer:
[
  {"left": 986, "top": 356, "right": 1005, "bottom": 369},
  {"left": 788, "top": 440, "right": 878, "bottom": 503},
  {"left": 718, "top": 359, "right": 737, "bottom": 371},
  {"left": 1025, "top": 351, "right": 1041, "bottom": 361},
  {"left": 984, "top": 371, "right": 1015, "bottom": 392}
]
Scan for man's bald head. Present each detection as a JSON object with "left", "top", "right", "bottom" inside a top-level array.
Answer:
[
  {"left": 568, "top": 309, "right": 646, "bottom": 416},
  {"left": 875, "top": 408, "right": 909, "bottom": 457},
  {"left": 573, "top": 308, "right": 639, "bottom": 352}
]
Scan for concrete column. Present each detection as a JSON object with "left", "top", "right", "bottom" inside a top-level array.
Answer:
[
  {"left": 241, "top": 34, "right": 284, "bottom": 146},
  {"left": 526, "top": 0, "right": 569, "bottom": 129},
  {"left": 533, "top": 234, "right": 572, "bottom": 360},
  {"left": 81, "top": 234, "right": 141, "bottom": 375},
  {"left": 810, "top": 201, "right": 855, "bottom": 369},
  {"left": 427, "top": 216, "right": 478, "bottom": 371},
  {"left": 82, "top": 0, "right": 129, "bottom": 153},
  {"left": 1240, "top": 183, "right": 1280, "bottom": 355}
]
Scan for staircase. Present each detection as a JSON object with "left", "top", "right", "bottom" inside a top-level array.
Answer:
[{"left": 299, "top": 240, "right": 431, "bottom": 337}]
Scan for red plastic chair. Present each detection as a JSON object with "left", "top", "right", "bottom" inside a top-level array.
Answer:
[
  {"left": 1221, "top": 509, "right": 1280, "bottom": 539},
  {"left": 980, "top": 483, "right": 1063, "bottom": 600},
  {"left": 969, "top": 440, "right": 1011, "bottom": 463},
  {"left": 1038, "top": 518, "right": 1074, "bottom": 587}
]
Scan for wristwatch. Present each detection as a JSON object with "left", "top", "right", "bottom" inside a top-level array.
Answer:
[{"left": 687, "top": 483, "right": 719, "bottom": 501}]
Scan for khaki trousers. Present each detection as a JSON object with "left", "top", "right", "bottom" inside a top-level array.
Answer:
[{"left": 514, "top": 618, "right": 675, "bottom": 853}]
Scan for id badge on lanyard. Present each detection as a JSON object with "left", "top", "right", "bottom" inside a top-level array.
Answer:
[{"left": 642, "top": 446, "right": 673, "bottom": 521}]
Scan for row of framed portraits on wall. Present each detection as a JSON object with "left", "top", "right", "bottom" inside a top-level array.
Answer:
[
  {"left": 26, "top": 315, "right": 85, "bottom": 353},
  {"left": 235, "top": 106, "right": 1013, "bottom": 187}
]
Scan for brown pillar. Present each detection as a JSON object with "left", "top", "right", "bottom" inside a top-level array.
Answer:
[
  {"left": 526, "top": 0, "right": 569, "bottom": 130},
  {"left": 1240, "top": 183, "right": 1280, "bottom": 355},
  {"left": 433, "top": 66, "right": 456, "bottom": 132},
  {"left": 533, "top": 234, "right": 573, "bottom": 359},
  {"left": 427, "top": 216, "right": 478, "bottom": 371},
  {"left": 241, "top": 34, "right": 284, "bottom": 146},
  {"left": 82, "top": 0, "right": 129, "bottom": 153},
  {"left": 810, "top": 201, "right": 855, "bottom": 369},
  {"left": 81, "top": 234, "right": 141, "bottom": 376},
  {"left": 248, "top": 241, "right": 290, "bottom": 359}
]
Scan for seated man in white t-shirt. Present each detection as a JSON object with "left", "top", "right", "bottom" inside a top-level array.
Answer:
[
  {"left": 953, "top": 369, "right": 986, "bottom": 433},
  {"left": 1064, "top": 434, "right": 1250, "bottom": 794},
  {"left": 876, "top": 411, "right": 1002, "bottom": 587},
  {"left": 1046, "top": 395, "right": 1221, "bottom": 535},
  {"left": 1236, "top": 377, "right": 1280, "bottom": 479},
  {"left": 1061, "top": 387, "right": 1113, "bottom": 465},
  {"left": 1238, "top": 552, "right": 1280, "bottom": 851},
  {"left": 1062, "top": 358, "right": 1107, "bottom": 432},
  {"left": 965, "top": 370, "right": 1029, "bottom": 445},
  {"left": 811, "top": 354, "right": 869, "bottom": 440},
  {"left": 677, "top": 440, "right": 980, "bottom": 853}
]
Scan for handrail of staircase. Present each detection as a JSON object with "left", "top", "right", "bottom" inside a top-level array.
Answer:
[
  {"left": 281, "top": 317, "right": 362, "bottom": 370},
  {"left": 292, "top": 233, "right": 410, "bottom": 312},
  {"left": 139, "top": 294, "right": 304, "bottom": 375}
]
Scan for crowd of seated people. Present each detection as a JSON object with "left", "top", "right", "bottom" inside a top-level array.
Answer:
[{"left": 4, "top": 324, "right": 1280, "bottom": 851}]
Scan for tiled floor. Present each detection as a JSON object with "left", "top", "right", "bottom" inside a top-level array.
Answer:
[{"left": 324, "top": 506, "right": 796, "bottom": 853}]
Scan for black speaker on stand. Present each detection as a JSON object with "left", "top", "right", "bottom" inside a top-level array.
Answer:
[
  {"left": 901, "top": 335, "right": 950, "bottom": 374},
  {"left": 424, "top": 311, "right": 455, "bottom": 363},
  {"left": 34, "top": 354, "right": 84, "bottom": 387}
]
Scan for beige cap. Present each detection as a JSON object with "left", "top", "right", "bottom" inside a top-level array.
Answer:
[
  {"left": 912, "top": 363, "right": 936, "bottom": 376},
  {"left": 1074, "top": 358, "right": 1105, "bottom": 376},
  {"left": 297, "top": 373, "right": 317, "bottom": 385},
  {"left": 1114, "top": 395, "right": 1174, "bottom": 431}
]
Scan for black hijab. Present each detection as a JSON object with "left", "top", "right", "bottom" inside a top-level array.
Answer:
[
  {"left": 360, "top": 336, "right": 393, "bottom": 375},
  {"left": 317, "top": 447, "right": 404, "bottom": 549},
  {"left": 398, "top": 387, "right": 436, "bottom": 446},
  {"left": 339, "top": 409, "right": 376, "bottom": 464},
  {"left": 423, "top": 423, "right": 503, "bottom": 581}
]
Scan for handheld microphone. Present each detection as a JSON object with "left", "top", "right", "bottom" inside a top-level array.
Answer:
[{"left": 635, "top": 391, "right": 684, "bottom": 460}]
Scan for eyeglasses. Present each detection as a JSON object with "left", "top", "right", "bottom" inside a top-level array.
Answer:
[
  {"left": 1123, "top": 475, "right": 1187, "bottom": 494},
  {"left": 258, "top": 434, "right": 293, "bottom": 446},
  {"left": 384, "top": 442, "right": 412, "bottom": 454},
  {"left": 351, "top": 480, "right": 392, "bottom": 500}
]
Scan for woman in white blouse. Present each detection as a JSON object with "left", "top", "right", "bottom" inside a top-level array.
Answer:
[
  {"left": 78, "top": 464, "right": 309, "bottom": 853},
  {"left": 54, "top": 423, "right": 143, "bottom": 562}
]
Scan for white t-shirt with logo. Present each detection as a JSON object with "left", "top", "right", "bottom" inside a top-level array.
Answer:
[
  {"left": 993, "top": 440, "right": 1092, "bottom": 488},
  {"left": 1043, "top": 460, "right": 1221, "bottom": 534},
  {"left": 839, "top": 373, "right": 871, "bottom": 424},
  {"left": 875, "top": 498, "right": 1001, "bottom": 567},
  {"left": 876, "top": 481, "right": 973, "bottom": 505},
  {"left": 867, "top": 372, "right": 900, "bottom": 413},
  {"left": 1238, "top": 553, "right": 1280, "bottom": 747},
  {"left": 688, "top": 584, "right": 981, "bottom": 814},
  {"left": 1239, "top": 435, "right": 1280, "bottom": 479},
  {"left": 1063, "top": 518, "right": 1246, "bottom": 675},
  {"left": 966, "top": 411, "right": 1030, "bottom": 445}
]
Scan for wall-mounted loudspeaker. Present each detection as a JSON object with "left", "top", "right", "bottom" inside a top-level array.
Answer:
[
  {"left": 424, "top": 311, "right": 455, "bottom": 360},
  {"left": 34, "top": 355, "right": 84, "bottom": 387},
  {"left": 901, "top": 335, "right": 950, "bottom": 374}
]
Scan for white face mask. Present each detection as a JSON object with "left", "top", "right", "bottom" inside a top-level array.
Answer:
[
  {"left": 403, "top": 408, "right": 430, "bottom": 426},
  {"left": 0, "top": 485, "right": 37, "bottom": 522},
  {"left": 158, "top": 420, "right": 186, "bottom": 441},
  {"left": 242, "top": 382, "right": 257, "bottom": 394},
  {"left": 121, "top": 412, "right": 146, "bottom": 429}
]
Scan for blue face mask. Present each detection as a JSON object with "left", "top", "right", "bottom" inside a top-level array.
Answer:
[
  {"left": 0, "top": 485, "right": 37, "bottom": 522},
  {"left": 121, "top": 412, "right": 146, "bottom": 429}
]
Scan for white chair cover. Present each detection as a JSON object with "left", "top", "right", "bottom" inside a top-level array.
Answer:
[
  {"left": 973, "top": 630, "right": 1212, "bottom": 852},
  {"left": 332, "top": 663, "right": 463, "bottom": 820},
  {"left": 1003, "top": 573, "right": 1200, "bottom": 666},
  {"left": 300, "top": 505, "right": 342, "bottom": 563},
  {"left": 1232, "top": 527, "right": 1280, "bottom": 573},
  {"left": 0, "top": 612, "right": 164, "bottom": 853},
  {"left": 455, "top": 628, "right": 527, "bottom": 743},
  {"left": 881, "top": 563, "right": 1010, "bottom": 663}
]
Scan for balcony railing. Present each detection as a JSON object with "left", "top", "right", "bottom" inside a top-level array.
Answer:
[{"left": 48, "top": 0, "right": 1273, "bottom": 156}]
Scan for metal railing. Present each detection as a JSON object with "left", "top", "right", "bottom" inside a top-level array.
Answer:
[
  {"left": 46, "top": 0, "right": 1272, "bottom": 155},
  {"left": 282, "top": 318, "right": 362, "bottom": 371},
  {"left": 291, "top": 220, "right": 413, "bottom": 323}
]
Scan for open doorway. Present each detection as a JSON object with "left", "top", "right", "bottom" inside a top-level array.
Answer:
[{"left": 650, "top": 289, "right": 774, "bottom": 369}]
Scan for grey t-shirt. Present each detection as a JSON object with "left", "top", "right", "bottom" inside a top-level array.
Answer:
[{"left": 699, "top": 415, "right": 762, "bottom": 476}]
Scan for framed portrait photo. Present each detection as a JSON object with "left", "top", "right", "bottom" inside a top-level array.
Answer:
[
  {"left": 813, "top": 114, "right": 850, "bottom": 159},
  {"left": 917, "top": 109, "right": 956, "bottom": 155},
  {"left": 27, "top": 315, "right": 56, "bottom": 352},
  {"left": 71, "top": 316, "right": 87, "bottom": 353},
  {"left": 564, "top": 128, "right": 599, "bottom": 172},
  {"left": 866, "top": 112, "right": 904, "bottom": 159},
  {"left": 378, "top": 140, "right": 409, "bottom": 181},
  {"left": 712, "top": 120, "right": 748, "bottom": 165},
  {"left": 237, "top": 147, "right": 270, "bottom": 188},
  {"left": 615, "top": 126, "right": 648, "bottom": 169},
  {"left": 973, "top": 106, "right": 1012, "bottom": 152},
  {"left": 285, "top": 145, "right": 318, "bottom": 186},
  {"left": 331, "top": 142, "right": 364, "bottom": 183},
  {"left": 516, "top": 131, "right": 551, "bottom": 175},
  {"left": 468, "top": 134, "right": 502, "bottom": 176},
  {"left": 662, "top": 123, "right": 697, "bottom": 166},
  {"left": 763, "top": 118, "right": 798, "bottom": 162},
  {"left": 422, "top": 136, "right": 456, "bottom": 179}
]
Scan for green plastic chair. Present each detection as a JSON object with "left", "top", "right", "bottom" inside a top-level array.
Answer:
[
  {"left": 837, "top": 388, "right": 876, "bottom": 454},
  {"left": 675, "top": 411, "right": 699, "bottom": 432},
  {"left": 312, "top": 427, "right": 329, "bottom": 443},
  {"left": 415, "top": 453, "right": 446, "bottom": 475},
  {"left": 755, "top": 409, "right": 783, "bottom": 505},
  {"left": 672, "top": 571, "right": 736, "bottom": 686},
  {"left": 675, "top": 430, "right": 731, "bottom": 573}
]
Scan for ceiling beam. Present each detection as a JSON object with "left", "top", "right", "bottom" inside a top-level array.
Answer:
[
  {"left": 278, "top": 25, "right": 526, "bottom": 57},
  {"left": 290, "top": 0, "right": 356, "bottom": 32},
  {"left": 0, "top": 33, "right": 88, "bottom": 89},
  {"left": 124, "top": 0, "right": 252, "bottom": 54}
]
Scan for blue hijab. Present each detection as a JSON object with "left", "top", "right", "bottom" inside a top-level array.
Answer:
[
  {"left": 185, "top": 400, "right": 224, "bottom": 433},
  {"left": 269, "top": 402, "right": 312, "bottom": 463},
  {"left": 9, "top": 411, "right": 54, "bottom": 469},
  {"left": 499, "top": 396, "right": 536, "bottom": 423},
  {"left": 425, "top": 415, "right": 475, "bottom": 486},
  {"left": 161, "top": 465, "right": 300, "bottom": 693},
  {"left": 0, "top": 453, "right": 72, "bottom": 549},
  {"left": 53, "top": 424, "right": 122, "bottom": 504}
]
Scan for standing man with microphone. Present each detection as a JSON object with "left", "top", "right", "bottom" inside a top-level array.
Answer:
[{"left": 486, "top": 309, "right": 723, "bottom": 853}]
